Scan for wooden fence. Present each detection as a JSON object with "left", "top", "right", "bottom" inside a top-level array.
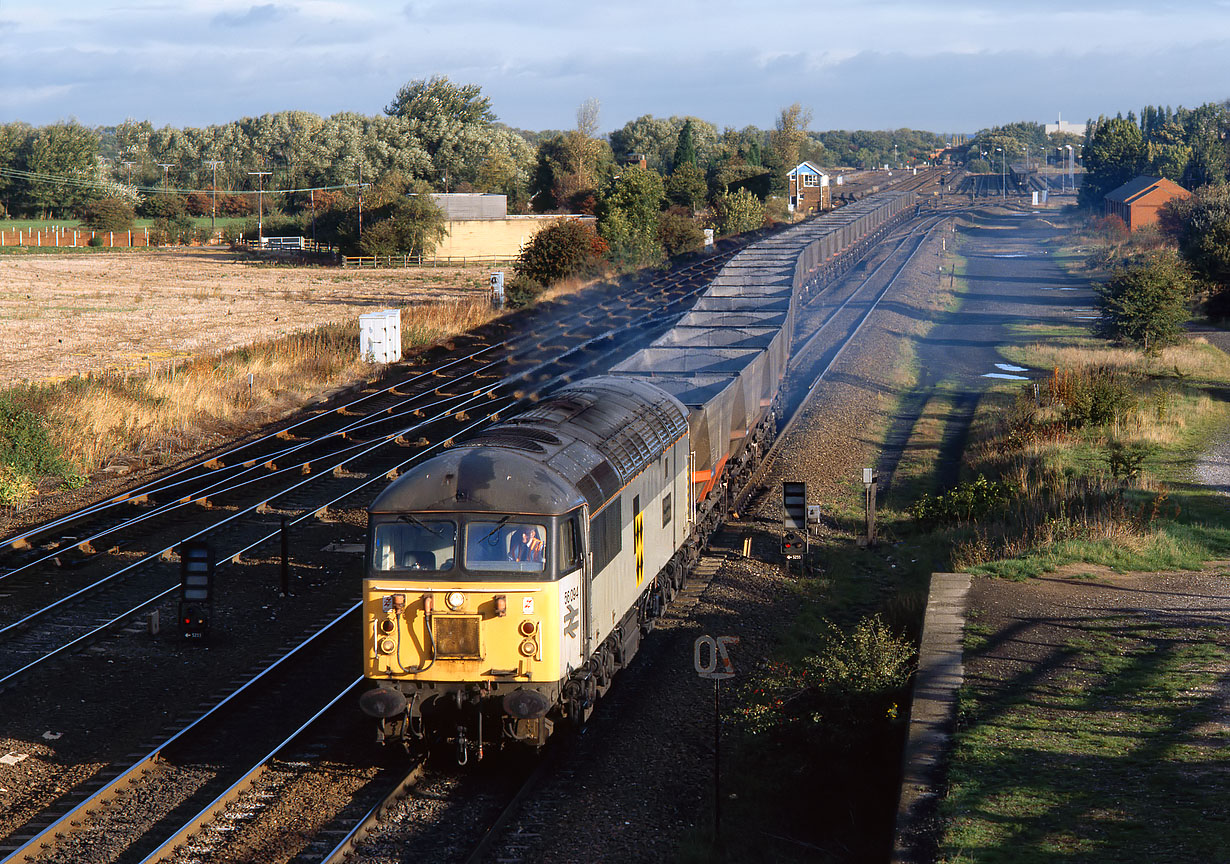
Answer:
[{"left": 0, "top": 227, "right": 151, "bottom": 247}]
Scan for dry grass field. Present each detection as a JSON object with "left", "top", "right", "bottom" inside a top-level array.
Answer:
[{"left": 0, "top": 248, "right": 492, "bottom": 385}]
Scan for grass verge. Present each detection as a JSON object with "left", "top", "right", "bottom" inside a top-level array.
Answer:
[{"left": 941, "top": 609, "right": 1230, "bottom": 863}]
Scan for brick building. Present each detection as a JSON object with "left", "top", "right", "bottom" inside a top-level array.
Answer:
[
  {"left": 1104, "top": 176, "right": 1190, "bottom": 231},
  {"left": 787, "top": 161, "right": 830, "bottom": 215}
]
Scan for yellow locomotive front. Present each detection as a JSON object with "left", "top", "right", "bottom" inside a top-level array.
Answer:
[{"left": 360, "top": 446, "right": 589, "bottom": 759}]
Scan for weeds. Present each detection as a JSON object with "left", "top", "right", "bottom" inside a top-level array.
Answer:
[{"left": 0, "top": 297, "right": 499, "bottom": 511}]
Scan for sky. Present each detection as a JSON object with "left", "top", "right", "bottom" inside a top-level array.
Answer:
[{"left": 2, "top": 0, "right": 1229, "bottom": 135}]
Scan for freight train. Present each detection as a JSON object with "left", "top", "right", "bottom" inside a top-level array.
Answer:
[{"left": 358, "top": 187, "right": 918, "bottom": 759}]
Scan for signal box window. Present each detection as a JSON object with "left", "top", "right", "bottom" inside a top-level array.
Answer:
[
  {"left": 466, "top": 521, "right": 547, "bottom": 573},
  {"left": 373, "top": 519, "right": 456, "bottom": 572}
]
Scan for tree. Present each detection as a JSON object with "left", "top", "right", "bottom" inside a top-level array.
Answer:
[
  {"left": 1159, "top": 183, "right": 1230, "bottom": 315},
  {"left": 768, "top": 104, "right": 812, "bottom": 192},
  {"left": 24, "top": 122, "right": 99, "bottom": 218},
  {"left": 598, "top": 165, "right": 665, "bottom": 269},
  {"left": 657, "top": 210, "right": 704, "bottom": 256},
  {"left": 81, "top": 197, "right": 135, "bottom": 231},
  {"left": 665, "top": 162, "right": 707, "bottom": 213},
  {"left": 359, "top": 182, "right": 448, "bottom": 257},
  {"left": 385, "top": 75, "right": 494, "bottom": 126},
  {"left": 673, "top": 119, "right": 698, "bottom": 170},
  {"left": 710, "top": 187, "right": 765, "bottom": 235},
  {"left": 515, "top": 218, "right": 606, "bottom": 286},
  {"left": 1096, "top": 251, "right": 1195, "bottom": 353},
  {"left": 1080, "top": 116, "right": 1145, "bottom": 207}
]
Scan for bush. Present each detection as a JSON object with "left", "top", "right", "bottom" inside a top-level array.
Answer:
[
  {"left": 911, "top": 474, "right": 1013, "bottom": 525},
  {"left": 505, "top": 273, "right": 545, "bottom": 308},
  {"left": 710, "top": 187, "right": 765, "bottom": 236},
  {"left": 733, "top": 615, "right": 914, "bottom": 750},
  {"left": 657, "top": 210, "right": 704, "bottom": 256},
  {"left": 81, "top": 197, "right": 136, "bottom": 232},
  {"left": 1050, "top": 366, "right": 1138, "bottom": 427},
  {"left": 516, "top": 219, "right": 605, "bottom": 286},
  {"left": 87, "top": 236, "right": 104, "bottom": 248},
  {"left": 1096, "top": 251, "right": 1195, "bottom": 353},
  {"left": 151, "top": 213, "right": 195, "bottom": 246}
]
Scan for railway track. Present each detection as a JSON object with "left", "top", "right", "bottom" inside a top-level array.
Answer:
[{"left": 0, "top": 176, "right": 953, "bottom": 864}]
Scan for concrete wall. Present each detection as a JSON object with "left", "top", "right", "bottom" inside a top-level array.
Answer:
[{"left": 431, "top": 215, "right": 594, "bottom": 259}]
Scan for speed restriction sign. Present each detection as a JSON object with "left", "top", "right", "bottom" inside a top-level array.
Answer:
[{"left": 694, "top": 635, "right": 739, "bottom": 680}]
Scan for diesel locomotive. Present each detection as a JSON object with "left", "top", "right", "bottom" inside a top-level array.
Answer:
[{"left": 359, "top": 187, "right": 919, "bottom": 758}]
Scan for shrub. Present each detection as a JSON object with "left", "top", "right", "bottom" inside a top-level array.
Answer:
[
  {"left": 733, "top": 615, "right": 915, "bottom": 750},
  {"left": 151, "top": 213, "right": 195, "bottom": 245},
  {"left": 1050, "top": 366, "right": 1137, "bottom": 427},
  {"left": 87, "top": 236, "right": 104, "bottom": 248},
  {"left": 710, "top": 187, "right": 765, "bottom": 236},
  {"left": 657, "top": 210, "right": 704, "bottom": 256},
  {"left": 1096, "top": 251, "right": 1195, "bottom": 353},
  {"left": 505, "top": 273, "right": 545, "bottom": 308},
  {"left": 516, "top": 219, "right": 605, "bottom": 286},
  {"left": 81, "top": 197, "right": 136, "bottom": 232},
  {"left": 911, "top": 474, "right": 1013, "bottom": 525}
]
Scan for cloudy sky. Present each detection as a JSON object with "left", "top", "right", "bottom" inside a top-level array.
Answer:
[{"left": 2, "top": 0, "right": 1228, "bottom": 134}]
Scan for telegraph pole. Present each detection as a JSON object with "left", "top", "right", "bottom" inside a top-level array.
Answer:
[
  {"left": 205, "top": 160, "right": 223, "bottom": 232},
  {"left": 157, "top": 163, "right": 175, "bottom": 193},
  {"left": 248, "top": 170, "right": 272, "bottom": 242}
]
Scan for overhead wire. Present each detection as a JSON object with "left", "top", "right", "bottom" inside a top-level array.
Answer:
[{"left": 0, "top": 165, "right": 360, "bottom": 197}]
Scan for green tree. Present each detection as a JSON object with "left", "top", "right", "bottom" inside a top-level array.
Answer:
[
  {"left": 359, "top": 182, "right": 448, "bottom": 257},
  {"left": 1096, "top": 251, "right": 1195, "bottom": 353},
  {"left": 597, "top": 165, "right": 665, "bottom": 269},
  {"left": 672, "top": 119, "right": 698, "bottom": 170},
  {"left": 710, "top": 187, "right": 764, "bottom": 235},
  {"left": 81, "top": 197, "right": 136, "bottom": 231},
  {"left": 767, "top": 103, "right": 812, "bottom": 192},
  {"left": 1160, "top": 183, "right": 1230, "bottom": 315},
  {"left": 515, "top": 218, "right": 605, "bottom": 286},
  {"left": 665, "top": 162, "right": 707, "bottom": 213},
  {"left": 657, "top": 210, "right": 704, "bottom": 256},
  {"left": 24, "top": 122, "right": 99, "bottom": 218},
  {"left": 1081, "top": 116, "right": 1145, "bottom": 207}
]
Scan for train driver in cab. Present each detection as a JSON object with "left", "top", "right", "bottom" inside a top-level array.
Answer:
[{"left": 509, "top": 525, "right": 545, "bottom": 564}]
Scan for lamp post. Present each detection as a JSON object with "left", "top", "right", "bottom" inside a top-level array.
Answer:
[
  {"left": 248, "top": 170, "right": 271, "bottom": 242},
  {"left": 996, "top": 147, "right": 1004, "bottom": 196}
]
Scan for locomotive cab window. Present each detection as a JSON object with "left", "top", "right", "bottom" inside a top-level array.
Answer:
[
  {"left": 372, "top": 518, "right": 456, "bottom": 572},
  {"left": 465, "top": 520, "right": 547, "bottom": 573},
  {"left": 559, "top": 514, "right": 581, "bottom": 572}
]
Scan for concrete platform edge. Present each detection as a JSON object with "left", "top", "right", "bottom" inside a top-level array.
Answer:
[{"left": 891, "top": 571, "right": 971, "bottom": 864}]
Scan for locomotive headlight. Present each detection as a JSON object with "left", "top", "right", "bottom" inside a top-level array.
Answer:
[
  {"left": 377, "top": 637, "right": 396, "bottom": 655},
  {"left": 518, "top": 619, "right": 536, "bottom": 637},
  {"left": 519, "top": 638, "right": 537, "bottom": 657},
  {"left": 445, "top": 591, "right": 465, "bottom": 611}
]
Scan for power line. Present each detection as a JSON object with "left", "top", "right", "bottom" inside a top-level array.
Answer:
[{"left": 0, "top": 165, "right": 359, "bottom": 197}]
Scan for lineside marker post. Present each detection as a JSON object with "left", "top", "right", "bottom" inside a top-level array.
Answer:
[
  {"left": 863, "top": 467, "right": 878, "bottom": 545},
  {"left": 695, "top": 635, "right": 738, "bottom": 843}
]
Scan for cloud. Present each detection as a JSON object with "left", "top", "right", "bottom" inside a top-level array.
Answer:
[{"left": 211, "top": 4, "right": 290, "bottom": 28}]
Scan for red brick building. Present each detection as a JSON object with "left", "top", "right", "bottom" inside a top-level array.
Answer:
[
  {"left": 1104, "top": 176, "right": 1190, "bottom": 231},
  {"left": 787, "top": 161, "right": 831, "bottom": 216}
]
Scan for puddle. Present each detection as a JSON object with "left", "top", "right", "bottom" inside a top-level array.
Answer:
[
  {"left": 995, "top": 363, "right": 1028, "bottom": 372},
  {"left": 1074, "top": 315, "right": 1100, "bottom": 320},
  {"left": 990, "top": 252, "right": 1028, "bottom": 258},
  {"left": 983, "top": 372, "right": 1030, "bottom": 380}
]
